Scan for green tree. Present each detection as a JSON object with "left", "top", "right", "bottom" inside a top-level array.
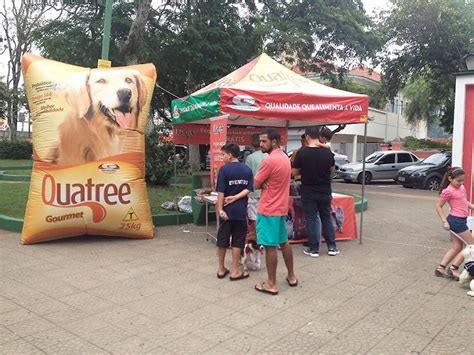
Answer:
[
  {"left": 402, "top": 75, "right": 440, "bottom": 126},
  {"left": 260, "top": 0, "right": 382, "bottom": 72},
  {"left": 1, "top": 0, "right": 61, "bottom": 140},
  {"left": 379, "top": 0, "right": 474, "bottom": 132}
]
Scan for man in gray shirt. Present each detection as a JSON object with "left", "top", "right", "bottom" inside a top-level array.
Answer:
[{"left": 245, "top": 133, "right": 268, "bottom": 240}]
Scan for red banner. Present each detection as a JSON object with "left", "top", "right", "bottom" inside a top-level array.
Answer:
[
  {"left": 210, "top": 116, "right": 228, "bottom": 189},
  {"left": 288, "top": 193, "right": 357, "bottom": 243},
  {"left": 220, "top": 88, "right": 368, "bottom": 124},
  {"left": 172, "top": 124, "right": 287, "bottom": 146},
  {"left": 464, "top": 85, "right": 474, "bottom": 203}
]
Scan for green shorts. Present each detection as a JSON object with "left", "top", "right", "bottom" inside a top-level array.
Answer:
[{"left": 256, "top": 214, "right": 288, "bottom": 247}]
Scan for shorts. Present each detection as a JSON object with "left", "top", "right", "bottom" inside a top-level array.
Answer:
[
  {"left": 217, "top": 220, "right": 247, "bottom": 249},
  {"left": 256, "top": 213, "right": 288, "bottom": 247},
  {"left": 247, "top": 196, "right": 259, "bottom": 221},
  {"left": 447, "top": 215, "right": 469, "bottom": 234}
]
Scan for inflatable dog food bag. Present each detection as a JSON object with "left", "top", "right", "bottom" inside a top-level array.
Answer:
[{"left": 21, "top": 54, "right": 156, "bottom": 244}]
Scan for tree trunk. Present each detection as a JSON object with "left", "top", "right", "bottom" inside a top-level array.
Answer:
[
  {"left": 188, "top": 144, "right": 201, "bottom": 171},
  {"left": 9, "top": 93, "right": 18, "bottom": 141},
  {"left": 123, "top": 0, "right": 152, "bottom": 65}
]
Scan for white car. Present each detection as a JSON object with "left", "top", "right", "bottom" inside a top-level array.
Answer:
[{"left": 338, "top": 150, "right": 420, "bottom": 184}]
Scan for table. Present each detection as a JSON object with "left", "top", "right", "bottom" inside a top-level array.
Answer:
[
  {"left": 203, "top": 194, "right": 219, "bottom": 242},
  {"left": 288, "top": 193, "right": 357, "bottom": 243}
]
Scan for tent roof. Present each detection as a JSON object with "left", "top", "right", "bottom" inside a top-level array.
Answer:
[{"left": 171, "top": 53, "right": 368, "bottom": 127}]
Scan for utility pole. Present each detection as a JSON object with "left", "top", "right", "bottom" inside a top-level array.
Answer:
[{"left": 101, "top": 0, "right": 113, "bottom": 61}]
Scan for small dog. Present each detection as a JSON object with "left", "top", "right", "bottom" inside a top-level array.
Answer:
[
  {"left": 241, "top": 240, "right": 263, "bottom": 271},
  {"left": 48, "top": 69, "right": 147, "bottom": 164},
  {"left": 459, "top": 244, "right": 474, "bottom": 297}
]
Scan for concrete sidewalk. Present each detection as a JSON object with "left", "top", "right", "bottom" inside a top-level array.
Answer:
[{"left": 0, "top": 184, "right": 473, "bottom": 354}]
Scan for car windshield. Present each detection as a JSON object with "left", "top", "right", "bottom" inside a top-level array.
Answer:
[
  {"left": 365, "top": 152, "right": 384, "bottom": 163},
  {"left": 422, "top": 153, "right": 449, "bottom": 165}
]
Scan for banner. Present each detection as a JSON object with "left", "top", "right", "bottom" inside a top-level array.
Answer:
[
  {"left": 464, "top": 85, "right": 474, "bottom": 203},
  {"left": 210, "top": 116, "right": 228, "bottom": 189},
  {"left": 288, "top": 193, "right": 357, "bottom": 242},
  {"left": 172, "top": 124, "right": 288, "bottom": 146}
]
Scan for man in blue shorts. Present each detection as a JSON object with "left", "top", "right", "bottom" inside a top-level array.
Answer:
[
  {"left": 216, "top": 143, "right": 254, "bottom": 281},
  {"left": 254, "top": 128, "right": 298, "bottom": 295}
]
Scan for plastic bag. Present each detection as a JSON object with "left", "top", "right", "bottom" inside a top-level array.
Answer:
[{"left": 177, "top": 196, "right": 192, "bottom": 213}]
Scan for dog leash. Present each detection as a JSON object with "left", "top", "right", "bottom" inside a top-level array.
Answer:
[{"left": 450, "top": 229, "right": 470, "bottom": 246}]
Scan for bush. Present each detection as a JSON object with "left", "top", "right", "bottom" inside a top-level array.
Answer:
[
  {"left": 145, "top": 126, "right": 175, "bottom": 186},
  {"left": 403, "top": 136, "right": 451, "bottom": 150},
  {"left": 0, "top": 140, "right": 33, "bottom": 159}
]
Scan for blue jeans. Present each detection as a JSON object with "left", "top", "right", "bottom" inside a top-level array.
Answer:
[{"left": 301, "top": 193, "right": 337, "bottom": 251}]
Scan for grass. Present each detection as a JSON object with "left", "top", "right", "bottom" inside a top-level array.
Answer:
[
  {"left": 1, "top": 170, "right": 31, "bottom": 175},
  {"left": 0, "top": 159, "right": 33, "bottom": 168},
  {"left": 0, "top": 182, "right": 192, "bottom": 219}
]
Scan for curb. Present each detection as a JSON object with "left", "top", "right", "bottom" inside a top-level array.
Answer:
[
  {"left": 0, "top": 194, "right": 367, "bottom": 234},
  {"left": 0, "top": 213, "right": 195, "bottom": 234},
  {"left": 0, "top": 167, "right": 32, "bottom": 182}
]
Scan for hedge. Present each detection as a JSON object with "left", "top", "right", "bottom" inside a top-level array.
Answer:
[{"left": 0, "top": 140, "right": 33, "bottom": 159}]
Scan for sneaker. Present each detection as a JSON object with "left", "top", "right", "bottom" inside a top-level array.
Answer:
[
  {"left": 303, "top": 248, "right": 319, "bottom": 257},
  {"left": 328, "top": 249, "right": 340, "bottom": 256}
]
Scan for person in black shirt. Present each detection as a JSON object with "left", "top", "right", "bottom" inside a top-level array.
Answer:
[
  {"left": 292, "top": 126, "right": 340, "bottom": 257},
  {"left": 216, "top": 143, "right": 254, "bottom": 280}
]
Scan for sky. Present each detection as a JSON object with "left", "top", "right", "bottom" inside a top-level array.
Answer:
[{"left": 361, "top": 0, "right": 391, "bottom": 15}]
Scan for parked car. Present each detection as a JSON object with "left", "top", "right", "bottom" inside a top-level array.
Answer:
[
  {"left": 287, "top": 150, "right": 350, "bottom": 170},
  {"left": 397, "top": 151, "right": 452, "bottom": 191},
  {"left": 338, "top": 150, "right": 420, "bottom": 184}
]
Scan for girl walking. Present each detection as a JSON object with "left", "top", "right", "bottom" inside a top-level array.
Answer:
[{"left": 435, "top": 167, "right": 474, "bottom": 280}]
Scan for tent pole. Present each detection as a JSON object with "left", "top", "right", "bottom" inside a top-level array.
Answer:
[
  {"left": 173, "top": 143, "right": 180, "bottom": 228},
  {"left": 359, "top": 122, "right": 368, "bottom": 244}
]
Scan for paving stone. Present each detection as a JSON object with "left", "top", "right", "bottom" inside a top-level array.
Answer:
[
  {"left": 101, "top": 335, "right": 165, "bottom": 354},
  {"left": 5, "top": 316, "right": 56, "bottom": 337},
  {"left": 368, "top": 329, "right": 432, "bottom": 354},
  {"left": 216, "top": 332, "right": 273, "bottom": 353},
  {"left": 1, "top": 183, "right": 474, "bottom": 354},
  {"left": 317, "top": 317, "right": 393, "bottom": 354},
  {"left": 0, "top": 296, "right": 22, "bottom": 314},
  {"left": 161, "top": 333, "right": 218, "bottom": 354},
  {"left": 75, "top": 324, "right": 135, "bottom": 348},
  {"left": 0, "top": 325, "right": 19, "bottom": 345},
  {"left": 0, "top": 308, "right": 37, "bottom": 326},
  {"left": 42, "top": 306, "right": 90, "bottom": 325},
  {"left": 262, "top": 331, "right": 327, "bottom": 353},
  {"left": 24, "top": 327, "right": 108, "bottom": 354},
  {"left": 190, "top": 321, "right": 240, "bottom": 344},
  {"left": 217, "top": 311, "right": 264, "bottom": 332},
  {"left": 24, "top": 299, "right": 70, "bottom": 316},
  {"left": 0, "top": 338, "right": 44, "bottom": 354}
]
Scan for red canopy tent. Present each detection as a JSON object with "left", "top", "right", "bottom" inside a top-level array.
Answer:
[{"left": 171, "top": 53, "right": 370, "bottom": 242}]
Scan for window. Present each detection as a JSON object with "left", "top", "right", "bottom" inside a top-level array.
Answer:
[
  {"left": 400, "top": 101, "right": 405, "bottom": 116},
  {"left": 410, "top": 154, "right": 419, "bottom": 162},
  {"left": 397, "top": 153, "right": 412, "bottom": 163},
  {"left": 378, "top": 154, "right": 395, "bottom": 164}
]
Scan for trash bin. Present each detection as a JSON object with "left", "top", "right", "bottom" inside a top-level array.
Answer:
[{"left": 191, "top": 172, "right": 216, "bottom": 225}]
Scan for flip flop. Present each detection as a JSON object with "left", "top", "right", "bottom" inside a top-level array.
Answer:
[
  {"left": 286, "top": 277, "right": 298, "bottom": 287},
  {"left": 255, "top": 282, "right": 278, "bottom": 295},
  {"left": 230, "top": 272, "right": 250, "bottom": 281},
  {"left": 217, "top": 268, "right": 230, "bottom": 279}
]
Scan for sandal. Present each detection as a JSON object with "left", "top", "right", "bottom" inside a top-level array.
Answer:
[
  {"left": 286, "top": 277, "right": 298, "bottom": 287},
  {"left": 434, "top": 264, "right": 448, "bottom": 278},
  {"left": 447, "top": 265, "right": 460, "bottom": 281},
  {"left": 229, "top": 272, "right": 250, "bottom": 281},
  {"left": 255, "top": 282, "right": 278, "bottom": 296},
  {"left": 217, "top": 268, "right": 230, "bottom": 279}
]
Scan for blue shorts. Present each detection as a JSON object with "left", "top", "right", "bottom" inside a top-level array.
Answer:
[
  {"left": 256, "top": 214, "right": 288, "bottom": 247},
  {"left": 447, "top": 215, "right": 469, "bottom": 234}
]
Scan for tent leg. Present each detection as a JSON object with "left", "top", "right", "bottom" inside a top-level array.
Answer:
[{"left": 359, "top": 123, "right": 368, "bottom": 244}]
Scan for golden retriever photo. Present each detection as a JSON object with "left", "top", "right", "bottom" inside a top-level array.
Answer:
[{"left": 48, "top": 69, "right": 147, "bottom": 164}]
